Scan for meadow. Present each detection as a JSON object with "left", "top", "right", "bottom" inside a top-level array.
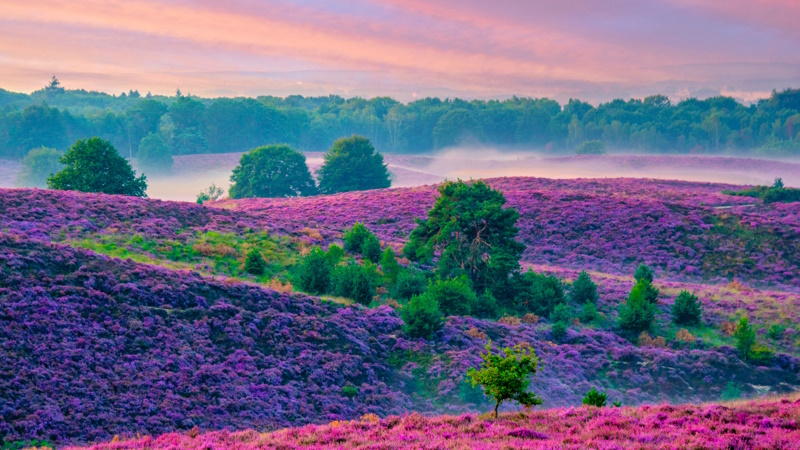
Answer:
[{"left": 2, "top": 174, "right": 800, "bottom": 445}]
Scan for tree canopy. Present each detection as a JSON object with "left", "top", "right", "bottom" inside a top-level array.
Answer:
[
  {"left": 467, "top": 342, "right": 543, "bottom": 418},
  {"left": 46, "top": 137, "right": 147, "bottom": 197},
  {"left": 229, "top": 144, "right": 317, "bottom": 198},
  {"left": 316, "top": 136, "right": 391, "bottom": 194}
]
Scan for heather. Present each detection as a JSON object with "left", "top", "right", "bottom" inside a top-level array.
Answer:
[
  {"left": 71, "top": 397, "right": 800, "bottom": 450},
  {"left": 3, "top": 234, "right": 800, "bottom": 444}
]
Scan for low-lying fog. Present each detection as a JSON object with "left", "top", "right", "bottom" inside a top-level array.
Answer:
[{"left": 3, "top": 149, "right": 800, "bottom": 202}]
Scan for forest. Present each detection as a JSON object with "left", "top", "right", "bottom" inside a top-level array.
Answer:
[{"left": 1, "top": 79, "right": 799, "bottom": 159}]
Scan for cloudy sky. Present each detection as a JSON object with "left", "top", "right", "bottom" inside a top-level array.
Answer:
[{"left": 1, "top": 0, "right": 799, "bottom": 103}]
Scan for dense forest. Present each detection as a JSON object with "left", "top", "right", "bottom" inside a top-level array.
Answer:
[{"left": 1, "top": 78, "right": 799, "bottom": 159}]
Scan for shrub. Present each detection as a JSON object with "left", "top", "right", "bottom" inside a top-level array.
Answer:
[
  {"left": 47, "top": 137, "right": 147, "bottom": 197},
  {"left": 17, "top": 146, "right": 63, "bottom": 188},
  {"left": 671, "top": 290, "right": 703, "bottom": 326},
  {"left": 472, "top": 291, "right": 500, "bottom": 319},
  {"left": 749, "top": 344, "right": 774, "bottom": 364},
  {"left": 638, "top": 332, "right": 666, "bottom": 348},
  {"left": 582, "top": 387, "right": 608, "bottom": 407},
  {"left": 618, "top": 281, "right": 656, "bottom": 334},
  {"left": 317, "top": 136, "right": 391, "bottom": 194},
  {"left": 332, "top": 261, "right": 380, "bottom": 305},
  {"left": 379, "top": 247, "right": 401, "bottom": 282},
  {"left": 675, "top": 328, "right": 695, "bottom": 344},
  {"left": 513, "top": 271, "right": 566, "bottom": 317},
  {"left": 498, "top": 315, "right": 522, "bottom": 327},
  {"left": 571, "top": 270, "right": 598, "bottom": 304},
  {"left": 634, "top": 264, "right": 654, "bottom": 283},
  {"left": 767, "top": 324, "right": 787, "bottom": 340},
  {"left": 244, "top": 249, "right": 267, "bottom": 276},
  {"left": 228, "top": 145, "right": 316, "bottom": 198},
  {"left": 721, "top": 382, "right": 740, "bottom": 401},
  {"left": 734, "top": 316, "right": 756, "bottom": 360},
  {"left": 575, "top": 139, "right": 607, "bottom": 155},
  {"left": 466, "top": 342, "right": 543, "bottom": 418},
  {"left": 390, "top": 269, "right": 428, "bottom": 301},
  {"left": 343, "top": 223, "right": 374, "bottom": 253},
  {"left": 296, "top": 247, "right": 332, "bottom": 295},
  {"left": 579, "top": 302, "right": 598, "bottom": 323},
  {"left": 196, "top": 183, "right": 224, "bottom": 204},
  {"left": 401, "top": 294, "right": 443, "bottom": 340},
  {"left": 426, "top": 277, "right": 477, "bottom": 317},
  {"left": 521, "top": 313, "right": 539, "bottom": 324},
  {"left": 550, "top": 303, "right": 572, "bottom": 324},
  {"left": 325, "top": 244, "right": 345, "bottom": 266},
  {"left": 136, "top": 132, "right": 173, "bottom": 175},
  {"left": 341, "top": 385, "right": 358, "bottom": 399},
  {"left": 551, "top": 321, "right": 568, "bottom": 342},
  {"left": 360, "top": 233, "right": 382, "bottom": 262}
]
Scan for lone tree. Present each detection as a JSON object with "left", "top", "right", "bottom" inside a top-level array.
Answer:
[
  {"left": 671, "top": 290, "right": 703, "bottom": 326},
  {"left": 17, "top": 147, "right": 63, "bottom": 188},
  {"left": 136, "top": 133, "right": 173, "bottom": 175},
  {"left": 317, "top": 136, "right": 391, "bottom": 194},
  {"left": 467, "top": 342, "right": 543, "bottom": 418},
  {"left": 47, "top": 137, "right": 147, "bottom": 197},
  {"left": 229, "top": 145, "right": 317, "bottom": 198},
  {"left": 404, "top": 180, "right": 524, "bottom": 296},
  {"left": 618, "top": 281, "right": 656, "bottom": 334}
]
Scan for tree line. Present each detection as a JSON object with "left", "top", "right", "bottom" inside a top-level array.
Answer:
[{"left": 1, "top": 80, "right": 799, "bottom": 159}]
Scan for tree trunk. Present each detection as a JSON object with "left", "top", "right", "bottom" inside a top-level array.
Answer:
[{"left": 494, "top": 400, "right": 500, "bottom": 418}]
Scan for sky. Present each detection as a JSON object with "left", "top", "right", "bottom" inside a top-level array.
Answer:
[{"left": 1, "top": 0, "right": 799, "bottom": 103}]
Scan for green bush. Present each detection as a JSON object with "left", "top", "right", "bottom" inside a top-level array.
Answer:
[
  {"left": 360, "top": 233, "right": 382, "bottom": 262},
  {"left": 580, "top": 302, "right": 598, "bottom": 323},
  {"left": 582, "top": 387, "right": 608, "bottom": 407},
  {"left": 343, "top": 223, "right": 374, "bottom": 252},
  {"left": 472, "top": 291, "right": 500, "bottom": 319},
  {"left": 634, "top": 264, "right": 654, "bottom": 283},
  {"left": 341, "top": 385, "right": 358, "bottom": 399},
  {"left": 244, "top": 249, "right": 267, "bottom": 276},
  {"left": 734, "top": 316, "right": 756, "bottom": 360},
  {"left": 618, "top": 281, "right": 656, "bottom": 334},
  {"left": 379, "top": 247, "right": 401, "bottom": 282},
  {"left": 513, "top": 271, "right": 566, "bottom": 317},
  {"left": 390, "top": 269, "right": 428, "bottom": 301},
  {"left": 426, "top": 277, "right": 478, "bottom": 316},
  {"left": 767, "top": 324, "right": 787, "bottom": 340},
  {"left": 332, "top": 261, "right": 380, "bottom": 305},
  {"left": 297, "top": 247, "right": 332, "bottom": 294},
  {"left": 671, "top": 290, "right": 703, "bottom": 326},
  {"left": 551, "top": 321, "right": 568, "bottom": 341},
  {"left": 571, "top": 271, "right": 598, "bottom": 304},
  {"left": 749, "top": 344, "right": 774, "bottom": 364},
  {"left": 401, "top": 293, "right": 444, "bottom": 340},
  {"left": 325, "top": 244, "right": 345, "bottom": 266},
  {"left": 196, "top": 183, "right": 224, "bottom": 204},
  {"left": 550, "top": 303, "right": 572, "bottom": 324}
]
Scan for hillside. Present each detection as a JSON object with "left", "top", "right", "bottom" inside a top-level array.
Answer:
[
  {"left": 70, "top": 397, "right": 800, "bottom": 449},
  {"left": 2, "top": 177, "right": 800, "bottom": 444}
]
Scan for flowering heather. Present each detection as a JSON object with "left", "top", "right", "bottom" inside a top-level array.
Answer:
[
  {"left": 72, "top": 397, "right": 800, "bottom": 450},
  {"left": 2, "top": 234, "right": 799, "bottom": 444}
]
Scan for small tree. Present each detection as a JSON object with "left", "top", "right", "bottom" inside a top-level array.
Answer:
[
  {"left": 582, "top": 387, "right": 609, "bottom": 407},
  {"left": 380, "top": 247, "right": 401, "bottom": 282},
  {"left": 466, "top": 342, "right": 543, "bottom": 418},
  {"left": 571, "top": 271, "right": 598, "bottom": 304},
  {"left": 390, "top": 269, "right": 428, "bottom": 300},
  {"left": 426, "top": 277, "right": 477, "bottom": 317},
  {"left": 136, "top": 132, "right": 173, "bottom": 175},
  {"left": 47, "top": 137, "right": 147, "bottom": 197},
  {"left": 618, "top": 281, "right": 656, "bottom": 334},
  {"left": 551, "top": 321, "right": 568, "bottom": 342},
  {"left": 633, "top": 264, "right": 659, "bottom": 304},
  {"left": 17, "top": 147, "right": 63, "bottom": 188},
  {"left": 671, "top": 290, "right": 703, "bottom": 326},
  {"left": 550, "top": 303, "right": 572, "bottom": 324},
  {"left": 331, "top": 261, "right": 380, "bottom": 305},
  {"left": 634, "top": 264, "right": 654, "bottom": 283},
  {"left": 360, "top": 233, "right": 382, "bottom": 262},
  {"left": 401, "top": 293, "right": 444, "bottom": 340},
  {"left": 297, "top": 247, "right": 332, "bottom": 294},
  {"left": 317, "top": 136, "right": 391, "bottom": 194},
  {"left": 244, "top": 249, "right": 267, "bottom": 276},
  {"left": 580, "top": 302, "right": 598, "bottom": 323},
  {"left": 734, "top": 316, "right": 756, "bottom": 360},
  {"left": 196, "top": 183, "right": 224, "bottom": 204},
  {"left": 343, "top": 223, "right": 374, "bottom": 252},
  {"left": 229, "top": 145, "right": 317, "bottom": 198},
  {"left": 513, "top": 271, "right": 566, "bottom": 317}
]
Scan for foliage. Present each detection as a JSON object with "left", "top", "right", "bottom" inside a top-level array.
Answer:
[
  {"left": 767, "top": 324, "right": 787, "bottom": 340},
  {"left": 425, "top": 277, "right": 478, "bottom": 317},
  {"left": 472, "top": 291, "right": 500, "bottom": 319},
  {"left": 136, "top": 132, "right": 173, "bottom": 175},
  {"left": 634, "top": 264, "right": 654, "bottom": 284},
  {"left": 571, "top": 271, "right": 598, "bottom": 304},
  {"left": 734, "top": 316, "right": 757, "bottom": 360},
  {"left": 466, "top": 342, "right": 543, "bottom": 418},
  {"left": 244, "top": 248, "right": 268, "bottom": 276},
  {"left": 550, "top": 303, "right": 572, "bottom": 324},
  {"left": 575, "top": 140, "right": 606, "bottom": 155},
  {"left": 341, "top": 385, "right": 358, "bottom": 399},
  {"left": 47, "top": 137, "right": 147, "bottom": 197},
  {"left": 296, "top": 246, "right": 333, "bottom": 294},
  {"left": 618, "top": 281, "right": 656, "bottom": 334},
  {"left": 671, "top": 290, "right": 703, "bottom": 326},
  {"left": 749, "top": 344, "right": 775, "bottom": 364},
  {"left": 724, "top": 179, "right": 800, "bottom": 204},
  {"left": 401, "top": 294, "right": 444, "bottom": 340},
  {"left": 332, "top": 261, "right": 380, "bottom": 305},
  {"left": 16, "top": 146, "right": 63, "bottom": 188},
  {"left": 196, "top": 183, "right": 224, "bottom": 204},
  {"left": 721, "top": 382, "right": 741, "bottom": 401},
  {"left": 317, "top": 136, "right": 390, "bottom": 194},
  {"left": 579, "top": 302, "right": 598, "bottom": 324},
  {"left": 404, "top": 180, "right": 524, "bottom": 296},
  {"left": 551, "top": 321, "right": 568, "bottom": 342},
  {"left": 513, "top": 271, "right": 566, "bottom": 317},
  {"left": 343, "top": 223, "right": 374, "bottom": 253},
  {"left": 379, "top": 247, "right": 401, "bottom": 282},
  {"left": 390, "top": 269, "right": 428, "bottom": 300},
  {"left": 360, "top": 233, "right": 382, "bottom": 262},
  {"left": 229, "top": 145, "right": 316, "bottom": 198},
  {"left": 582, "top": 387, "right": 609, "bottom": 407}
]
